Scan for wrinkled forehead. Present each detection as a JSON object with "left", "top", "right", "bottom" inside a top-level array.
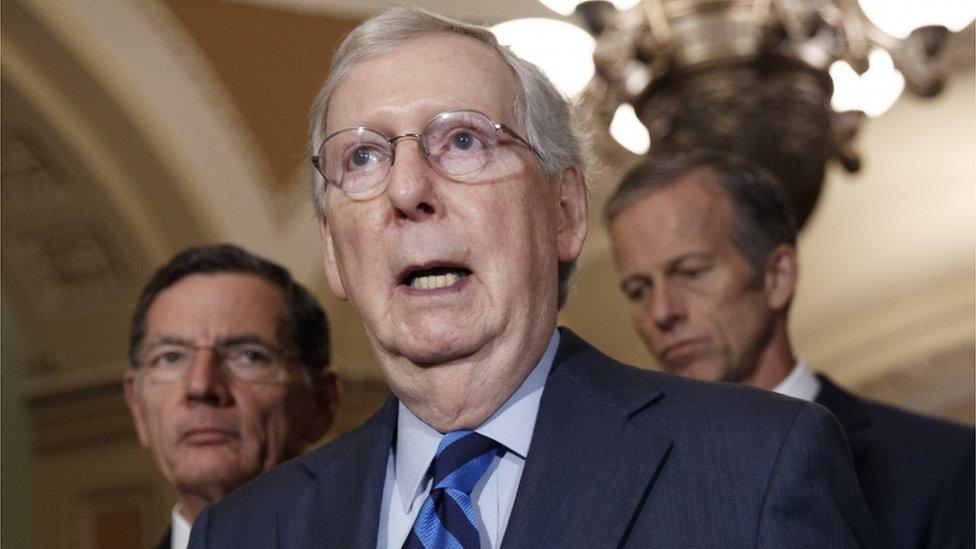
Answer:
[
  {"left": 325, "top": 33, "right": 520, "bottom": 135},
  {"left": 144, "top": 273, "right": 290, "bottom": 342}
]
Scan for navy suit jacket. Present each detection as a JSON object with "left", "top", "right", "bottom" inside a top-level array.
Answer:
[
  {"left": 815, "top": 374, "right": 975, "bottom": 548},
  {"left": 189, "top": 330, "right": 878, "bottom": 547}
]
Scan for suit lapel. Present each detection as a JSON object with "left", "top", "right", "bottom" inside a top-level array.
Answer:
[
  {"left": 502, "top": 330, "right": 673, "bottom": 548},
  {"left": 277, "top": 396, "right": 398, "bottom": 549}
]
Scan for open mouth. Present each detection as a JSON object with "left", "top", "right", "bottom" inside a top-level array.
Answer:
[{"left": 401, "top": 265, "right": 472, "bottom": 291}]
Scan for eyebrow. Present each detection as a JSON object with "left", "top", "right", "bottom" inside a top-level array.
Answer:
[
  {"left": 618, "top": 253, "right": 714, "bottom": 285},
  {"left": 142, "top": 335, "right": 194, "bottom": 348},
  {"left": 666, "top": 253, "right": 713, "bottom": 269},
  {"left": 142, "top": 333, "right": 279, "bottom": 348}
]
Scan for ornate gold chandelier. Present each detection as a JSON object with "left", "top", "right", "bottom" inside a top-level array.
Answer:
[{"left": 499, "top": 0, "right": 972, "bottom": 226}]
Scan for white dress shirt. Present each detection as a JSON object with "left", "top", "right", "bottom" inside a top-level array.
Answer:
[
  {"left": 772, "top": 361, "right": 821, "bottom": 402},
  {"left": 377, "top": 330, "right": 560, "bottom": 549},
  {"left": 170, "top": 505, "right": 191, "bottom": 549}
]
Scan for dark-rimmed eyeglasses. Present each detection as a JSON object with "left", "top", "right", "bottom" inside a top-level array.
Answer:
[
  {"left": 311, "top": 109, "right": 539, "bottom": 201},
  {"left": 137, "top": 339, "right": 300, "bottom": 383}
]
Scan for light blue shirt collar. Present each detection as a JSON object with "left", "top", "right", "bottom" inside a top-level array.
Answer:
[{"left": 393, "top": 329, "right": 560, "bottom": 513}]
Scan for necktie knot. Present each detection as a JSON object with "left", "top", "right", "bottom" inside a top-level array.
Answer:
[
  {"left": 403, "top": 431, "right": 501, "bottom": 549},
  {"left": 429, "top": 430, "right": 501, "bottom": 494}
]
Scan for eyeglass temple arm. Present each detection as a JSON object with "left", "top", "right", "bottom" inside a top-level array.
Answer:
[{"left": 497, "top": 124, "right": 541, "bottom": 158}]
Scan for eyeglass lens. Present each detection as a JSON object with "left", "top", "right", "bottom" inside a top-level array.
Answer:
[
  {"left": 140, "top": 342, "right": 290, "bottom": 382},
  {"left": 318, "top": 110, "right": 503, "bottom": 200}
]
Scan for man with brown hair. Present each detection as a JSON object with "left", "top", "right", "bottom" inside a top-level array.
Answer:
[{"left": 125, "top": 244, "right": 338, "bottom": 548}]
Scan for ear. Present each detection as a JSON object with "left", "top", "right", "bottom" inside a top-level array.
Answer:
[
  {"left": 555, "top": 165, "right": 588, "bottom": 263},
  {"left": 123, "top": 371, "right": 150, "bottom": 448},
  {"left": 319, "top": 218, "right": 348, "bottom": 300},
  {"left": 763, "top": 243, "right": 798, "bottom": 311},
  {"left": 304, "top": 368, "right": 341, "bottom": 443}
]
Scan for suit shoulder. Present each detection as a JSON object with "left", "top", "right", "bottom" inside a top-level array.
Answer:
[
  {"left": 655, "top": 371, "right": 816, "bottom": 424},
  {"left": 199, "top": 398, "right": 395, "bottom": 524},
  {"left": 818, "top": 375, "right": 973, "bottom": 453},
  {"left": 621, "top": 367, "right": 828, "bottom": 448},
  {"left": 850, "top": 396, "right": 975, "bottom": 479},
  {"left": 647, "top": 376, "right": 847, "bottom": 469},
  {"left": 862, "top": 398, "right": 973, "bottom": 448},
  {"left": 555, "top": 329, "right": 816, "bottom": 432},
  {"left": 204, "top": 424, "right": 362, "bottom": 516}
]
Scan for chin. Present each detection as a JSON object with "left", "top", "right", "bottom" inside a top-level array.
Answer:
[
  {"left": 397, "top": 335, "right": 483, "bottom": 366},
  {"left": 174, "top": 465, "right": 252, "bottom": 493},
  {"left": 385, "top": 317, "right": 491, "bottom": 365}
]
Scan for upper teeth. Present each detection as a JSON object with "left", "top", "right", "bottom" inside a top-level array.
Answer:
[{"left": 411, "top": 272, "right": 461, "bottom": 290}]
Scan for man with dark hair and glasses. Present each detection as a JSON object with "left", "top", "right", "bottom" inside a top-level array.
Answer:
[
  {"left": 190, "top": 7, "right": 877, "bottom": 548},
  {"left": 124, "top": 244, "right": 339, "bottom": 549}
]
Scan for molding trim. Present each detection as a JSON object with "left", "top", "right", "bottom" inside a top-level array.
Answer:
[{"left": 19, "top": 0, "right": 323, "bottom": 282}]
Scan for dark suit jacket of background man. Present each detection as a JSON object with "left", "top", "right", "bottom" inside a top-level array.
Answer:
[
  {"left": 189, "top": 330, "right": 879, "bottom": 548},
  {"left": 815, "top": 374, "right": 975, "bottom": 548},
  {"left": 154, "top": 528, "right": 171, "bottom": 549}
]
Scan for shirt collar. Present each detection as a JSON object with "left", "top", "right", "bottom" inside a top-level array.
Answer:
[
  {"left": 393, "top": 329, "right": 560, "bottom": 512},
  {"left": 171, "top": 504, "right": 191, "bottom": 549},
  {"left": 772, "top": 361, "right": 821, "bottom": 402}
]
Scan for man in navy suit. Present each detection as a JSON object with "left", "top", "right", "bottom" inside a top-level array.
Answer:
[
  {"left": 606, "top": 150, "right": 975, "bottom": 548},
  {"left": 190, "top": 8, "right": 879, "bottom": 548},
  {"left": 124, "top": 244, "right": 339, "bottom": 549}
]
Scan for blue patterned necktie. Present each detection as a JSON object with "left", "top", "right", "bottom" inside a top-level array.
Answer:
[{"left": 402, "top": 430, "right": 501, "bottom": 549}]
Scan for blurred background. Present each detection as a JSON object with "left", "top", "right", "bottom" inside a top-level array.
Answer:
[{"left": 2, "top": 0, "right": 973, "bottom": 547}]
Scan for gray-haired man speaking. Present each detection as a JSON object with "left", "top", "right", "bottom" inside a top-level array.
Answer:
[{"left": 190, "top": 8, "right": 878, "bottom": 548}]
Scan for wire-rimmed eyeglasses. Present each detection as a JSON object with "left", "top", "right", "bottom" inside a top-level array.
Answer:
[
  {"left": 137, "top": 338, "right": 301, "bottom": 384},
  {"left": 311, "top": 109, "right": 540, "bottom": 201}
]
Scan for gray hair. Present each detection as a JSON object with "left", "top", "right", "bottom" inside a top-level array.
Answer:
[
  {"left": 308, "top": 6, "right": 590, "bottom": 308},
  {"left": 604, "top": 150, "right": 797, "bottom": 286}
]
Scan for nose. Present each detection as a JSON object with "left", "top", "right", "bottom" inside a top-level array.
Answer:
[
  {"left": 649, "top": 280, "right": 685, "bottom": 331},
  {"left": 183, "top": 348, "right": 233, "bottom": 406},
  {"left": 385, "top": 136, "right": 441, "bottom": 220}
]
